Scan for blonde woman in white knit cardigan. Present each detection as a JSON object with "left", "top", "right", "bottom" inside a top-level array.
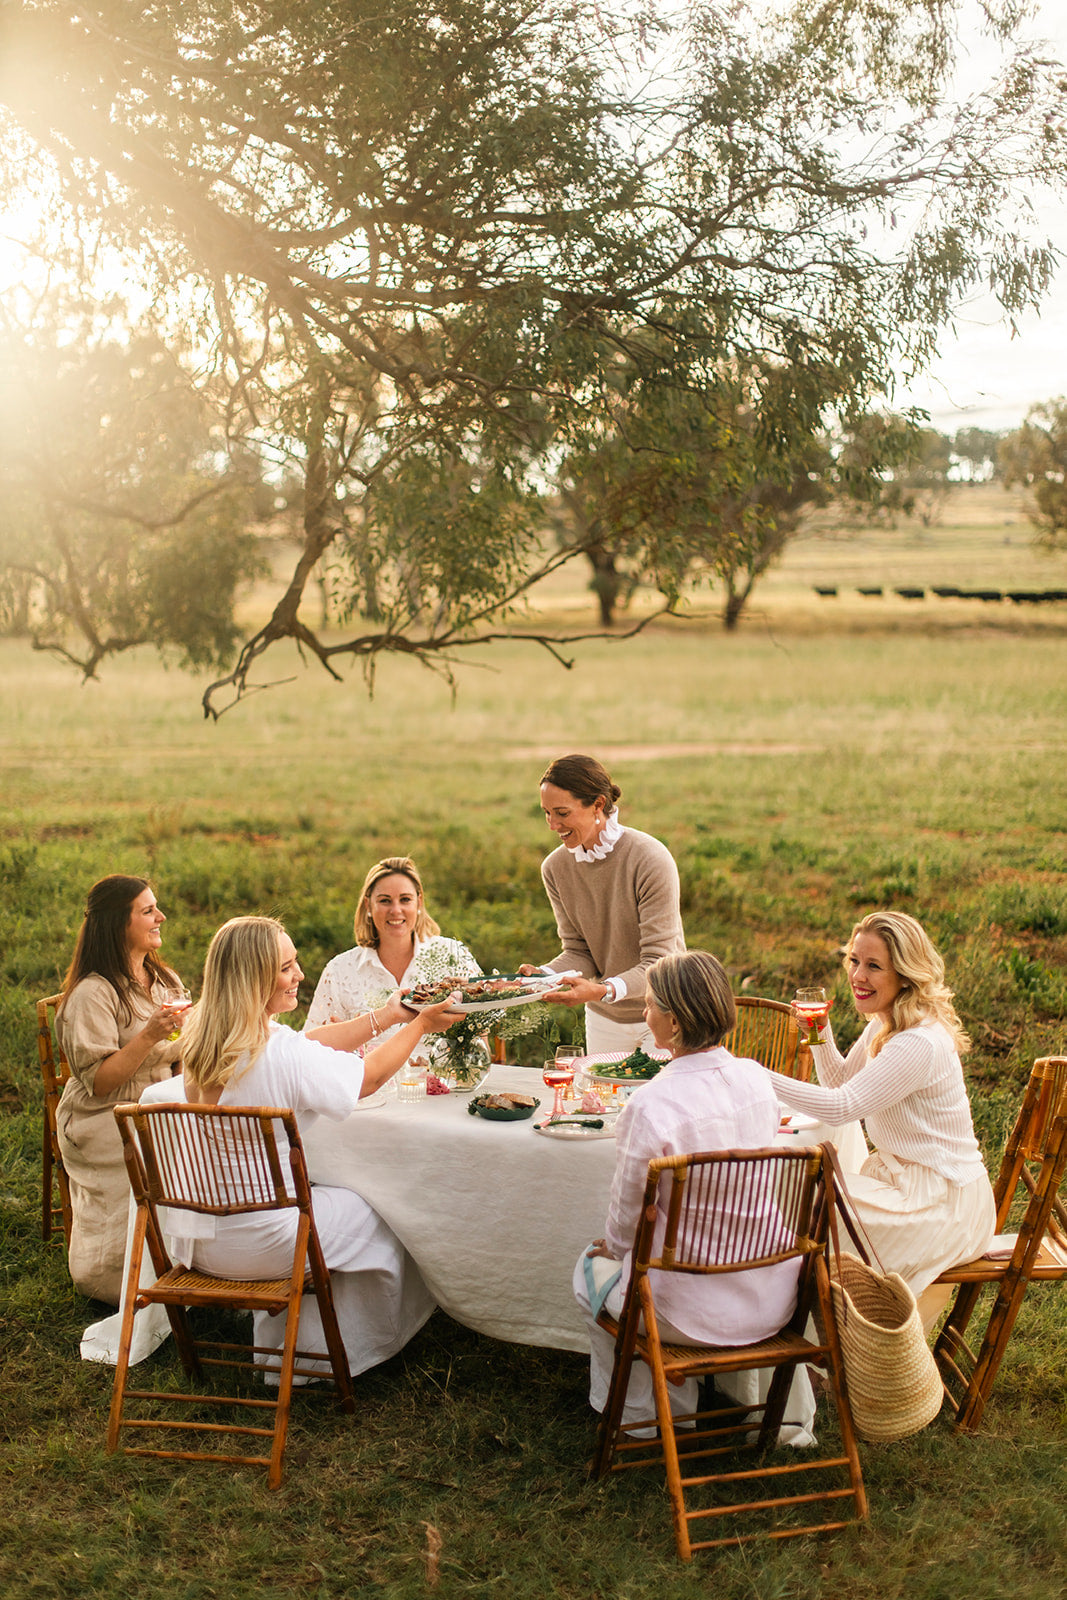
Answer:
[
  {"left": 769, "top": 911, "right": 995, "bottom": 1331},
  {"left": 520, "top": 753, "right": 686, "bottom": 1055}
]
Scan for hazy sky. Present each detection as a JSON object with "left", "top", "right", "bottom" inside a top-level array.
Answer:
[{"left": 894, "top": 3, "right": 1067, "bottom": 434}]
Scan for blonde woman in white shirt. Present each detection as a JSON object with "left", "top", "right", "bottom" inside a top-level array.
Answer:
[
  {"left": 769, "top": 911, "right": 995, "bottom": 1330},
  {"left": 180, "top": 916, "right": 461, "bottom": 1374},
  {"left": 306, "top": 856, "right": 480, "bottom": 1040}
]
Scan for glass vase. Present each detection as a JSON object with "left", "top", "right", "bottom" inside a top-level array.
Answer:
[{"left": 427, "top": 1033, "right": 492, "bottom": 1093}]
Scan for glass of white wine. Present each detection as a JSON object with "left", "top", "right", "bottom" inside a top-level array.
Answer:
[{"left": 162, "top": 987, "right": 192, "bottom": 1042}]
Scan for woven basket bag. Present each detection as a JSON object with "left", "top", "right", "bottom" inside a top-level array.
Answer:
[{"left": 829, "top": 1251, "right": 945, "bottom": 1442}]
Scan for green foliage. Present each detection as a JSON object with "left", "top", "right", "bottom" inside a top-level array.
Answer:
[
  {"left": 0, "top": 303, "right": 264, "bottom": 675},
  {"left": 1, "top": 3, "right": 1066, "bottom": 706},
  {"left": 1000, "top": 399, "right": 1067, "bottom": 546}
]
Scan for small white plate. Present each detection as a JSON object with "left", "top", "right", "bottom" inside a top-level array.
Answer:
[
  {"left": 353, "top": 1089, "right": 390, "bottom": 1110},
  {"left": 534, "top": 1117, "right": 618, "bottom": 1141}
]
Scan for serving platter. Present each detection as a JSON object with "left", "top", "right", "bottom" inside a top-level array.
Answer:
[
  {"left": 401, "top": 971, "right": 578, "bottom": 1015},
  {"left": 576, "top": 1047, "right": 670, "bottom": 1087}
]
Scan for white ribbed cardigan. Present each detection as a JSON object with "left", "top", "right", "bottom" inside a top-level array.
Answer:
[{"left": 770, "top": 1017, "right": 987, "bottom": 1186}]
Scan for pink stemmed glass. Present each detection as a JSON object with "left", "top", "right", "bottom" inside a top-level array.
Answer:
[{"left": 542, "top": 1057, "right": 575, "bottom": 1119}]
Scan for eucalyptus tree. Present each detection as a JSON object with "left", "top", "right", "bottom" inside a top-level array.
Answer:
[
  {"left": 1, "top": 2, "right": 1065, "bottom": 710},
  {"left": 1000, "top": 399, "right": 1067, "bottom": 544},
  {"left": 0, "top": 294, "right": 261, "bottom": 676}
]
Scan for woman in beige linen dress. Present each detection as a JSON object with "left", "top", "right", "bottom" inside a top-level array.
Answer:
[{"left": 55, "top": 875, "right": 190, "bottom": 1303}]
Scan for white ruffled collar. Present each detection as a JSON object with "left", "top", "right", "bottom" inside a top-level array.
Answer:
[{"left": 570, "top": 812, "right": 624, "bottom": 863}]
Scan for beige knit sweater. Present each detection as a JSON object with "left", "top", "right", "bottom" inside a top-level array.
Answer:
[{"left": 541, "top": 826, "right": 685, "bottom": 1025}]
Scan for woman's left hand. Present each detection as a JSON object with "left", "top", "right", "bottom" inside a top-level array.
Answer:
[
  {"left": 586, "top": 1239, "right": 618, "bottom": 1261},
  {"left": 542, "top": 976, "right": 609, "bottom": 1007}
]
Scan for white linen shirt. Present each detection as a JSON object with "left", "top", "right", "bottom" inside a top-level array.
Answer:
[
  {"left": 769, "top": 1018, "right": 988, "bottom": 1186},
  {"left": 604, "top": 1048, "right": 802, "bottom": 1345}
]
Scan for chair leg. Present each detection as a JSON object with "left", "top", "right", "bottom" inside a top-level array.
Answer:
[
  {"left": 814, "top": 1256, "right": 868, "bottom": 1523},
  {"left": 591, "top": 1302, "right": 643, "bottom": 1480},
  {"left": 107, "top": 1212, "right": 150, "bottom": 1454},
  {"left": 952, "top": 1275, "right": 1029, "bottom": 1434},
  {"left": 639, "top": 1287, "right": 691, "bottom": 1563},
  {"left": 42, "top": 1114, "right": 53, "bottom": 1243}
]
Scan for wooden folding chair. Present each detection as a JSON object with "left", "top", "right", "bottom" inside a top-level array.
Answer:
[
  {"left": 591, "top": 1146, "right": 867, "bottom": 1559},
  {"left": 107, "top": 1102, "right": 355, "bottom": 1488},
  {"left": 36, "top": 994, "right": 73, "bottom": 1245},
  {"left": 723, "top": 996, "right": 813, "bottom": 1082},
  {"left": 933, "top": 1056, "right": 1067, "bottom": 1432}
]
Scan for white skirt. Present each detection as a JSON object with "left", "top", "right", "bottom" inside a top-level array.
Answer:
[
  {"left": 839, "top": 1150, "right": 995, "bottom": 1298},
  {"left": 187, "top": 1184, "right": 435, "bottom": 1377}
]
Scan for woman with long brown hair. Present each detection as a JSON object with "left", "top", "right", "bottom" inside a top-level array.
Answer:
[{"left": 56, "top": 874, "right": 190, "bottom": 1302}]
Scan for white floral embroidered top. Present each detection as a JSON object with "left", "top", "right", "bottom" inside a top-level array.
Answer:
[{"left": 305, "top": 936, "right": 481, "bottom": 1048}]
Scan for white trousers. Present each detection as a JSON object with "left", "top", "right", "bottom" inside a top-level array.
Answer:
[
  {"left": 573, "top": 1251, "right": 816, "bottom": 1443},
  {"left": 583, "top": 1009, "right": 658, "bottom": 1056}
]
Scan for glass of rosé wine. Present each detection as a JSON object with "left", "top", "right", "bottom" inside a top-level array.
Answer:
[
  {"left": 794, "top": 987, "right": 831, "bottom": 1042},
  {"left": 542, "top": 1056, "right": 576, "bottom": 1119}
]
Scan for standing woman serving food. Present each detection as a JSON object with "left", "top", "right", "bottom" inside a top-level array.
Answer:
[
  {"left": 522, "top": 754, "right": 685, "bottom": 1054},
  {"left": 769, "top": 911, "right": 995, "bottom": 1330},
  {"left": 55, "top": 875, "right": 190, "bottom": 1303}
]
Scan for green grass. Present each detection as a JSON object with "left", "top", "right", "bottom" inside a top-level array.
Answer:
[{"left": 1, "top": 498, "right": 1065, "bottom": 1597}]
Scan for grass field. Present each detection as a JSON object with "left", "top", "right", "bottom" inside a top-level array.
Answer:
[{"left": 0, "top": 489, "right": 1065, "bottom": 1598}]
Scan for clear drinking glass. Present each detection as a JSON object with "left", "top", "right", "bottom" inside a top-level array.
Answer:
[{"left": 162, "top": 987, "right": 192, "bottom": 1042}]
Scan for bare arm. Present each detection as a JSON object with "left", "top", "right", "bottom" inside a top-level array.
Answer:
[{"left": 307, "top": 992, "right": 461, "bottom": 1098}]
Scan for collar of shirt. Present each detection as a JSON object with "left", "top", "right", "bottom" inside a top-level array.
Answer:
[{"left": 571, "top": 812, "right": 624, "bottom": 864}]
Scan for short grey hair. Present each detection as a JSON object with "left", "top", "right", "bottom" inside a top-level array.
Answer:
[{"left": 646, "top": 950, "right": 736, "bottom": 1052}]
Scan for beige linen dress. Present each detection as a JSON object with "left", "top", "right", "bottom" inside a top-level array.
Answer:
[{"left": 56, "top": 975, "right": 182, "bottom": 1303}]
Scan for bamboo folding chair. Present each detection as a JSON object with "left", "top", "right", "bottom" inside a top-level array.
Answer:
[
  {"left": 933, "top": 1056, "right": 1067, "bottom": 1432},
  {"left": 723, "top": 996, "right": 814, "bottom": 1082},
  {"left": 591, "top": 1146, "right": 867, "bottom": 1560},
  {"left": 36, "top": 994, "right": 73, "bottom": 1245},
  {"left": 107, "top": 1102, "right": 355, "bottom": 1488}
]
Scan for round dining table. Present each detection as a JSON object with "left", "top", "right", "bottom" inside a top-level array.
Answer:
[{"left": 81, "top": 1062, "right": 867, "bottom": 1369}]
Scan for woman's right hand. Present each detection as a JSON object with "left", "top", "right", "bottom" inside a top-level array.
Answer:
[
  {"left": 141, "top": 1003, "right": 185, "bottom": 1046},
  {"left": 416, "top": 992, "right": 464, "bottom": 1034}
]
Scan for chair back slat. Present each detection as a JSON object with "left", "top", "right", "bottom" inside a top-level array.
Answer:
[
  {"left": 118, "top": 1104, "right": 305, "bottom": 1218},
  {"left": 36, "top": 994, "right": 71, "bottom": 1094},
  {"left": 1021, "top": 1057, "right": 1067, "bottom": 1159},
  {"left": 643, "top": 1148, "right": 822, "bottom": 1276},
  {"left": 722, "top": 997, "right": 812, "bottom": 1081}
]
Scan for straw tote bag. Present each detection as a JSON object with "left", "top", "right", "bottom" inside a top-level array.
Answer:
[{"left": 822, "top": 1146, "right": 945, "bottom": 1443}]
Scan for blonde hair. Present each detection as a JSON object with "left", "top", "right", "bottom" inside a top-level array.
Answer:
[
  {"left": 353, "top": 856, "right": 440, "bottom": 947},
  {"left": 181, "top": 917, "right": 284, "bottom": 1089},
  {"left": 848, "top": 911, "right": 970, "bottom": 1058},
  {"left": 647, "top": 950, "right": 736, "bottom": 1053}
]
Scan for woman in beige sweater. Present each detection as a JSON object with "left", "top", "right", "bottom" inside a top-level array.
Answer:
[{"left": 522, "top": 753, "right": 685, "bottom": 1054}]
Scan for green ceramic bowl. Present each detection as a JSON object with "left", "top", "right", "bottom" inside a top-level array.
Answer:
[{"left": 468, "top": 1094, "right": 541, "bottom": 1122}]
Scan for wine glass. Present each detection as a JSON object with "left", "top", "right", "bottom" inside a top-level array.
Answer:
[
  {"left": 555, "top": 1043, "right": 581, "bottom": 1099},
  {"left": 794, "top": 987, "right": 830, "bottom": 1042},
  {"left": 542, "top": 1056, "right": 576, "bottom": 1119},
  {"left": 162, "top": 986, "right": 192, "bottom": 1042}
]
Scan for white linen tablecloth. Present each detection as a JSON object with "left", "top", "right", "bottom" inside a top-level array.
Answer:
[{"left": 82, "top": 1066, "right": 866, "bottom": 1364}]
